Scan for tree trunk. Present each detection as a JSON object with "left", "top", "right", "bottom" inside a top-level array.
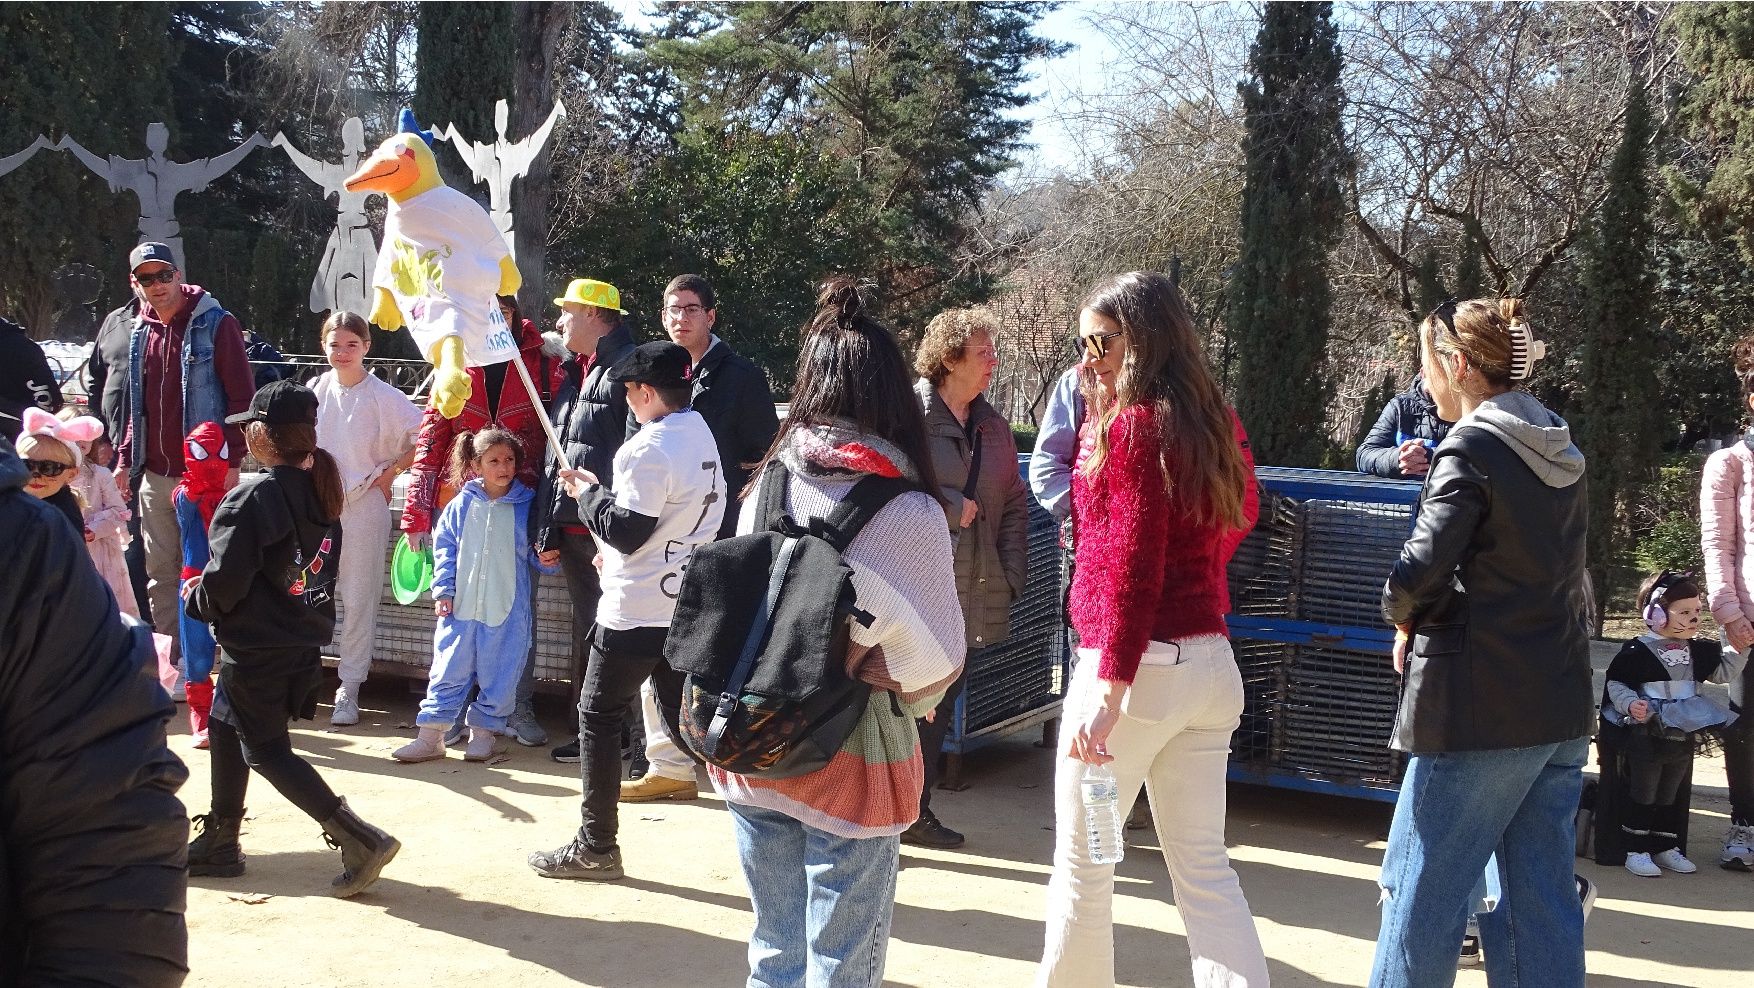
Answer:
[{"left": 511, "top": 2, "right": 571, "bottom": 327}]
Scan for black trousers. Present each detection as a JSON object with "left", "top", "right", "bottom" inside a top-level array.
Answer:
[
  {"left": 577, "top": 624, "right": 683, "bottom": 852},
  {"left": 915, "top": 658, "right": 971, "bottom": 817},
  {"left": 557, "top": 530, "right": 604, "bottom": 727},
  {"left": 209, "top": 718, "right": 341, "bottom": 822},
  {"left": 1725, "top": 702, "right": 1753, "bottom": 827}
]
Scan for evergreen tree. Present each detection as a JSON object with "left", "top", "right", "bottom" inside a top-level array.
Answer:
[
  {"left": 1454, "top": 228, "right": 1485, "bottom": 299},
  {"left": 0, "top": 3, "right": 175, "bottom": 331},
  {"left": 1576, "top": 81, "right": 1658, "bottom": 622},
  {"left": 1413, "top": 247, "right": 1446, "bottom": 317},
  {"left": 647, "top": 2, "right": 1063, "bottom": 333},
  {"left": 1228, "top": 2, "right": 1349, "bottom": 467},
  {"left": 1668, "top": 3, "right": 1754, "bottom": 262},
  {"left": 414, "top": 4, "right": 516, "bottom": 188}
]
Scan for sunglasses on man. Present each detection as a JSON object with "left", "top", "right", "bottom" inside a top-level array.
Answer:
[
  {"left": 1082, "top": 329, "right": 1124, "bottom": 361},
  {"left": 135, "top": 269, "right": 179, "bottom": 286},
  {"left": 24, "top": 458, "right": 71, "bottom": 479}
]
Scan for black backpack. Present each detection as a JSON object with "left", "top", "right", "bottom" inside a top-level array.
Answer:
[{"left": 664, "top": 461, "right": 910, "bottom": 779}]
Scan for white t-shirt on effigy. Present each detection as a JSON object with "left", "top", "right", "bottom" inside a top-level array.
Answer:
[
  {"left": 312, "top": 370, "right": 424, "bottom": 498},
  {"left": 595, "top": 408, "right": 726, "bottom": 631}
]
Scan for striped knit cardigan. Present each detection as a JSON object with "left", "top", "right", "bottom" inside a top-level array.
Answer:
[{"left": 707, "top": 422, "right": 966, "bottom": 839}]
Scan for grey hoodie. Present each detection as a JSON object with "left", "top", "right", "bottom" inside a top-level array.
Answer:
[{"left": 1454, "top": 390, "right": 1585, "bottom": 488}]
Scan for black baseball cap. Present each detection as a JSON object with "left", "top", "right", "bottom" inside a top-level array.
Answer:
[
  {"left": 226, "top": 379, "right": 319, "bottom": 427},
  {"left": 608, "top": 341, "right": 693, "bottom": 391},
  {"left": 129, "top": 242, "right": 176, "bottom": 271}
]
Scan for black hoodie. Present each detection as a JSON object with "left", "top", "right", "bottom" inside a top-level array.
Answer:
[
  {"left": 0, "top": 437, "right": 189, "bottom": 985},
  {"left": 0, "top": 316, "right": 63, "bottom": 441},
  {"left": 185, "top": 465, "right": 341, "bottom": 654}
]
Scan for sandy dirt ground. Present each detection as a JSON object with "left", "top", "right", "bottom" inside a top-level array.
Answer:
[{"left": 173, "top": 671, "right": 1753, "bottom": 988}]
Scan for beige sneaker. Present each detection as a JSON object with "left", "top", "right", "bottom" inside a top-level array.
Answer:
[
  {"left": 464, "top": 727, "right": 500, "bottom": 762},
  {"left": 619, "top": 774, "right": 698, "bottom": 802},
  {"left": 393, "top": 728, "right": 445, "bottom": 763}
]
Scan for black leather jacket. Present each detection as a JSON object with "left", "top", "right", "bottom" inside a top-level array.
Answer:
[
  {"left": 690, "top": 341, "right": 779, "bottom": 539},
  {"left": 533, "top": 323, "right": 637, "bottom": 552},
  {"left": 0, "top": 438, "right": 190, "bottom": 985},
  {"left": 1382, "top": 423, "right": 1595, "bottom": 753}
]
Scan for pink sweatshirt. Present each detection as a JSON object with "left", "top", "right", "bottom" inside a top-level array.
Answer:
[{"left": 1702, "top": 442, "right": 1754, "bottom": 632}]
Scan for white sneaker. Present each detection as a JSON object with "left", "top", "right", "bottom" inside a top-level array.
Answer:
[
  {"left": 1625, "top": 851, "right": 1663, "bottom": 877},
  {"left": 330, "top": 684, "right": 361, "bottom": 727},
  {"left": 1653, "top": 848, "right": 1698, "bottom": 874},
  {"left": 1722, "top": 824, "right": 1754, "bottom": 872}
]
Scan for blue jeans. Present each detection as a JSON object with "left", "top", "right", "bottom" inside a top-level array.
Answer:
[
  {"left": 1371, "top": 735, "right": 1590, "bottom": 988},
  {"left": 727, "top": 801, "right": 899, "bottom": 988}
]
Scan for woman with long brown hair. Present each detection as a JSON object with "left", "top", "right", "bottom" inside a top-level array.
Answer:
[
  {"left": 711, "top": 277, "right": 965, "bottom": 988},
  {"left": 181, "top": 381, "right": 400, "bottom": 898},
  {"left": 1037, "top": 271, "right": 1267, "bottom": 987}
]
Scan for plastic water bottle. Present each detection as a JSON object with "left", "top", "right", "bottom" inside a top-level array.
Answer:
[{"left": 1081, "top": 763, "right": 1125, "bottom": 865}]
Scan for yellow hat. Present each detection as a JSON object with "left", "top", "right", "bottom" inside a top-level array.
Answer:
[{"left": 554, "top": 278, "right": 627, "bottom": 314}]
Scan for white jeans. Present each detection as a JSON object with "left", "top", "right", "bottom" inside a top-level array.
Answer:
[
  {"left": 334, "top": 487, "right": 391, "bottom": 686},
  {"left": 1037, "top": 636, "right": 1270, "bottom": 988},
  {"left": 640, "top": 676, "right": 697, "bottom": 782}
]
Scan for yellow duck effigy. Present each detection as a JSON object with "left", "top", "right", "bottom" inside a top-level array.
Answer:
[{"left": 344, "top": 110, "right": 521, "bottom": 419}]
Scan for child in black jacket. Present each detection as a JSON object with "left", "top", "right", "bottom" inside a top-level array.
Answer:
[
  {"left": 181, "top": 381, "right": 400, "bottom": 897},
  {"left": 1603, "top": 571, "right": 1742, "bottom": 877}
]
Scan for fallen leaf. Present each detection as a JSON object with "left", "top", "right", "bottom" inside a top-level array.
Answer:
[
  {"left": 226, "top": 892, "right": 274, "bottom": 905},
  {"left": 486, "top": 754, "right": 511, "bottom": 766}
]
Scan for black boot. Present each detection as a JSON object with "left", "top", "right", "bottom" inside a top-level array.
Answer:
[
  {"left": 318, "top": 798, "right": 400, "bottom": 898},
  {"left": 188, "top": 812, "right": 246, "bottom": 877}
]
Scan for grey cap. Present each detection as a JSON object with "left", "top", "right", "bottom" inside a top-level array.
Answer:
[{"left": 129, "top": 242, "right": 175, "bottom": 271}]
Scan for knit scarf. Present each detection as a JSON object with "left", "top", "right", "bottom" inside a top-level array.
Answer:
[{"left": 776, "top": 419, "right": 921, "bottom": 485}]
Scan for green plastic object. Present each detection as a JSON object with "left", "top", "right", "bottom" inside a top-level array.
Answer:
[{"left": 390, "top": 534, "right": 434, "bottom": 605}]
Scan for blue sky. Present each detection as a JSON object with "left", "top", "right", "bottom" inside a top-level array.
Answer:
[{"left": 1013, "top": 2, "right": 1118, "bottom": 174}]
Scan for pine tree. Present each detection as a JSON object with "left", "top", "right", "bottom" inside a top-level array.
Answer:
[
  {"left": 414, "top": 5, "right": 516, "bottom": 187},
  {"left": 1229, "top": 2, "right": 1350, "bottom": 467},
  {"left": 1576, "top": 81, "right": 1658, "bottom": 623},
  {"left": 1669, "top": 3, "right": 1754, "bottom": 262},
  {"left": 1413, "top": 247, "right": 1446, "bottom": 317},
  {"left": 1454, "top": 229, "right": 1485, "bottom": 299}
]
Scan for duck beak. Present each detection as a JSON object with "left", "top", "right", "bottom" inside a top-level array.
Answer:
[{"left": 345, "top": 147, "right": 415, "bottom": 193}]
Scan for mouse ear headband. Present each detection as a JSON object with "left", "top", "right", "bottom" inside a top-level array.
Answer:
[{"left": 20, "top": 407, "right": 103, "bottom": 468}]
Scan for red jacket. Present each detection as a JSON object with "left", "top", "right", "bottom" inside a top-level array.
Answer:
[
  {"left": 1069, "top": 404, "right": 1258, "bottom": 684},
  {"left": 400, "top": 319, "right": 560, "bottom": 535}
]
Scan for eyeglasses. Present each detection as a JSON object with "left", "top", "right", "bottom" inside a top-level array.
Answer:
[
  {"left": 24, "top": 458, "right": 70, "bottom": 479},
  {"left": 664, "top": 304, "right": 706, "bottom": 318},
  {"left": 134, "top": 269, "right": 178, "bottom": 286},
  {"left": 963, "top": 345, "right": 998, "bottom": 360},
  {"left": 1081, "top": 330, "right": 1124, "bottom": 361}
]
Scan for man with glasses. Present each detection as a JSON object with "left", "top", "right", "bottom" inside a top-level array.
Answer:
[
  {"left": 620, "top": 273, "right": 779, "bottom": 803},
  {"left": 117, "top": 242, "right": 254, "bottom": 685}
]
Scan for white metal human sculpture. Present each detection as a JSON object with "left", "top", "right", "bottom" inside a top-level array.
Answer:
[
  {"left": 0, "top": 135, "right": 49, "bottom": 178},
  {"left": 274, "top": 117, "right": 380, "bottom": 316},
  {"left": 58, "top": 122, "right": 267, "bottom": 269},
  {"left": 440, "top": 99, "right": 566, "bottom": 261}
]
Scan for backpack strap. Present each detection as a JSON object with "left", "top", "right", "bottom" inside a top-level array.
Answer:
[
  {"left": 812, "top": 475, "right": 912, "bottom": 553},
  {"left": 754, "top": 459, "right": 792, "bottom": 532}
]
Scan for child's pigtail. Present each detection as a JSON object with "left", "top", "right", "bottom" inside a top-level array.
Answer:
[{"left": 447, "top": 431, "right": 478, "bottom": 490}]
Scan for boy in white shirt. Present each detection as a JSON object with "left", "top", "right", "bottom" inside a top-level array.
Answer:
[{"left": 526, "top": 341, "right": 724, "bottom": 881}]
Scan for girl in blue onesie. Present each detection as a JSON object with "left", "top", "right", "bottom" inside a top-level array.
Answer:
[{"left": 394, "top": 427, "right": 556, "bottom": 763}]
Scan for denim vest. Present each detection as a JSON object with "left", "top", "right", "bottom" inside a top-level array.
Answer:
[{"left": 127, "top": 293, "right": 230, "bottom": 478}]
